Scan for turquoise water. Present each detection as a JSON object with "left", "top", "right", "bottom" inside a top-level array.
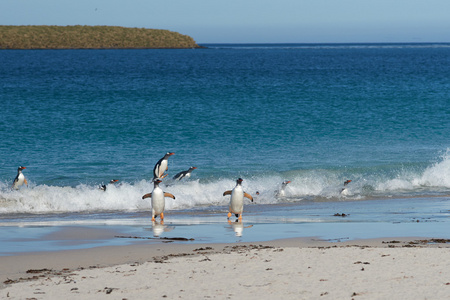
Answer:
[{"left": 0, "top": 43, "right": 449, "bottom": 217}]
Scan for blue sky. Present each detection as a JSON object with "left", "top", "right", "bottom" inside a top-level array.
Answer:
[{"left": 2, "top": 0, "right": 450, "bottom": 43}]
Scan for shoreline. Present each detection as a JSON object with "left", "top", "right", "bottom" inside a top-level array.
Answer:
[{"left": 1, "top": 236, "right": 449, "bottom": 299}]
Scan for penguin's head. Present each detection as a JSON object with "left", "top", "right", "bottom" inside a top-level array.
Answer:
[
  {"left": 344, "top": 180, "right": 352, "bottom": 186},
  {"left": 236, "top": 178, "right": 243, "bottom": 184},
  {"left": 165, "top": 152, "right": 175, "bottom": 157},
  {"left": 189, "top": 166, "right": 197, "bottom": 171},
  {"left": 18, "top": 166, "right": 26, "bottom": 171},
  {"left": 154, "top": 179, "right": 163, "bottom": 186},
  {"left": 109, "top": 179, "right": 119, "bottom": 184}
]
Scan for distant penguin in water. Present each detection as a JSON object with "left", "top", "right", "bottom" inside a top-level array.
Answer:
[
  {"left": 153, "top": 152, "right": 174, "bottom": 181},
  {"left": 142, "top": 179, "right": 176, "bottom": 222},
  {"left": 223, "top": 178, "right": 253, "bottom": 220},
  {"left": 340, "top": 180, "right": 352, "bottom": 195},
  {"left": 276, "top": 180, "right": 291, "bottom": 197},
  {"left": 172, "top": 166, "right": 197, "bottom": 181},
  {"left": 12, "top": 166, "right": 27, "bottom": 190},
  {"left": 99, "top": 179, "right": 119, "bottom": 191}
]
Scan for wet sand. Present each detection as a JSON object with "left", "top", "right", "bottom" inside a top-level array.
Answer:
[
  {"left": 1, "top": 197, "right": 449, "bottom": 298},
  {"left": 1, "top": 235, "right": 449, "bottom": 299}
]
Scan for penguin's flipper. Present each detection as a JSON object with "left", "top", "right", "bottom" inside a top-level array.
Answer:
[
  {"left": 164, "top": 192, "right": 175, "bottom": 200},
  {"left": 142, "top": 193, "right": 152, "bottom": 199},
  {"left": 244, "top": 192, "right": 253, "bottom": 202},
  {"left": 223, "top": 190, "right": 232, "bottom": 196}
]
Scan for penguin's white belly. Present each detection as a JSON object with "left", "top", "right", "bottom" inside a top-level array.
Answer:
[
  {"left": 151, "top": 189, "right": 165, "bottom": 215},
  {"left": 229, "top": 190, "right": 244, "bottom": 214},
  {"left": 13, "top": 174, "right": 25, "bottom": 189},
  {"left": 157, "top": 161, "right": 168, "bottom": 177}
]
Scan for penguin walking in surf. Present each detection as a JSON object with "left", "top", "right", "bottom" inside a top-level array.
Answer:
[
  {"left": 153, "top": 152, "right": 174, "bottom": 181},
  {"left": 99, "top": 179, "right": 119, "bottom": 191},
  {"left": 12, "top": 166, "right": 27, "bottom": 190},
  {"left": 173, "top": 166, "right": 197, "bottom": 181},
  {"left": 276, "top": 180, "right": 291, "bottom": 197},
  {"left": 340, "top": 180, "right": 352, "bottom": 195},
  {"left": 142, "top": 179, "right": 176, "bottom": 222},
  {"left": 223, "top": 178, "right": 253, "bottom": 220}
]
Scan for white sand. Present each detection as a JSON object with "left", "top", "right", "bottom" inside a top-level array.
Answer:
[{"left": 2, "top": 239, "right": 450, "bottom": 299}]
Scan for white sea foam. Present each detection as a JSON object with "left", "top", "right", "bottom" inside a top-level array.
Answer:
[{"left": 0, "top": 152, "right": 449, "bottom": 214}]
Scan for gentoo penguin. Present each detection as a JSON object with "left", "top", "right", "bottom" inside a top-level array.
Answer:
[
  {"left": 172, "top": 166, "right": 197, "bottom": 181},
  {"left": 99, "top": 179, "right": 119, "bottom": 191},
  {"left": 340, "top": 180, "right": 352, "bottom": 195},
  {"left": 142, "top": 179, "right": 176, "bottom": 222},
  {"left": 223, "top": 178, "right": 253, "bottom": 220},
  {"left": 12, "top": 166, "right": 27, "bottom": 190},
  {"left": 153, "top": 152, "right": 174, "bottom": 181},
  {"left": 276, "top": 180, "right": 291, "bottom": 197}
]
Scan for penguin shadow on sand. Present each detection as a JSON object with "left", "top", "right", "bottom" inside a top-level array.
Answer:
[
  {"left": 223, "top": 178, "right": 253, "bottom": 221},
  {"left": 149, "top": 220, "right": 175, "bottom": 237},
  {"left": 227, "top": 220, "right": 253, "bottom": 237}
]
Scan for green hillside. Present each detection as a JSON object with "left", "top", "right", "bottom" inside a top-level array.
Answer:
[{"left": 0, "top": 25, "right": 201, "bottom": 49}]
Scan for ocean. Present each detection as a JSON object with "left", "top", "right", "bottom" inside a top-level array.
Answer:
[{"left": 0, "top": 44, "right": 449, "bottom": 251}]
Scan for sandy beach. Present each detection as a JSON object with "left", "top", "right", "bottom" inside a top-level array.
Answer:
[{"left": 1, "top": 236, "right": 449, "bottom": 299}]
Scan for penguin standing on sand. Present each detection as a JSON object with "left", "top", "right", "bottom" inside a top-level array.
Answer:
[
  {"left": 340, "top": 180, "right": 352, "bottom": 195},
  {"left": 223, "top": 178, "right": 253, "bottom": 220},
  {"left": 153, "top": 152, "right": 174, "bottom": 181},
  {"left": 12, "top": 166, "right": 27, "bottom": 190},
  {"left": 142, "top": 179, "right": 176, "bottom": 222},
  {"left": 99, "top": 179, "right": 119, "bottom": 191},
  {"left": 276, "top": 180, "right": 291, "bottom": 197},
  {"left": 172, "top": 166, "right": 197, "bottom": 181}
]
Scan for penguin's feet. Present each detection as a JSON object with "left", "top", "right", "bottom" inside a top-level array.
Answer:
[
  {"left": 151, "top": 216, "right": 156, "bottom": 221},
  {"left": 160, "top": 212, "right": 164, "bottom": 220},
  {"left": 227, "top": 212, "right": 232, "bottom": 219},
  {"left": 161, "top": 174, "right": 168, "bottom": 179},
  {"left": 238, "top": 214, "right": 242, "bottom": 220}
]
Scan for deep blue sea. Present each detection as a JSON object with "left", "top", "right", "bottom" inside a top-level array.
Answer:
[{"left": 0, "top": 43, "right": 449, "bottom": 228}]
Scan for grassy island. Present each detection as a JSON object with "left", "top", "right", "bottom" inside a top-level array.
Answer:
[{"left": 0, "top": 25, "right": 201, "bottom": 49}]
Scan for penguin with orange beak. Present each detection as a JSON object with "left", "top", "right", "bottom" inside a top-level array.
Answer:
[
  {"left": 12, "top": 166, "right": 27, "bottom": 190},
  {"left": 153, "top": 152, "right": 174, "bottom": 181}
]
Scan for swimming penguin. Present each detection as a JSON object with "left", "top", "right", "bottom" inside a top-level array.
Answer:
[
  {"left": 142, "top": 179, "right": 176, "bottom": 222},
  {"left": 276, "top": 180, "right": 291, "bottom": 197},
  {"left": 223, "top": 178, "right": 253, "bottom": 220},
  {"left": 153, "top": 152, "right": 174, "bottom": 181},
  {"left": 12, "top": 166, "right": 27, "bottom": 190},
  {"left": 340, "top": 180, "right": 352, "bottom": 195},
  {"left": 99, "top": 179, "right": 119, "bottom": 191},
  {"left": 172, "top": 166, "right": 197, "bottom": 181}
]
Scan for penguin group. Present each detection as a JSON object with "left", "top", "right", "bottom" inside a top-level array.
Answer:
[{"left": 10, "top": 154, "right": 353, "bottom": 223}]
